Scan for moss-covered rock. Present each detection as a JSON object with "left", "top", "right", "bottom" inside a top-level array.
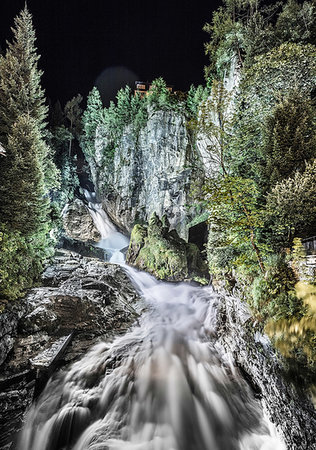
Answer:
[{"left": 126, "top": 213, "right": 209, "bottom": 282}]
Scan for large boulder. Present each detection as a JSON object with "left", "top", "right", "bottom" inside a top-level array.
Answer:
[
  {"left": 126, "top": 213, "right": 209, "bottom": 282},
  {"left": 62, "top": 198, "right": 100, "bottom": 242}
]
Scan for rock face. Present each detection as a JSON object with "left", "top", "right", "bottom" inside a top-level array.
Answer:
[
  {"left": 212, "top": 293, "right": 316, "bottom": 450},
  {"left": 126, "top": 213, "right": 209, "bottom": 282},
  {"left": 88, "top": 109, "right": 196, "bottom": 239},
  {"left": 0, "top": 250, "right": 140, "bottom": 450},
  {"left": 62, "top": 198, "right": 101, "bottom": 242}
]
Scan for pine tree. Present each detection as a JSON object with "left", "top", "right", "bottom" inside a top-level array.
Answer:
[
  {"left": 0, "top": 6, "right": 57, "bottom": 300},
  {"left": 0, "top": 6, "right": 47, "bottom": 139},
  {"left": 82, "top": 87, "right": 104, "bottom": 157},
  {"left": 0, "top": 115, "right": 49, "bottom": 234}
]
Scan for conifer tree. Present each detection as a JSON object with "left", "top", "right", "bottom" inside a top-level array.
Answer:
[
  {"left": 0, "top": 115, "right": 49, "bottom": 234},
  {"left": 82, "top": 87, "right": 104, "bottom": 156},
  {"left": 0, "top": 5, "right": 53, "bottom": 235},
  {"left": 0, "top": 6, "right": 47, "bottom": 138},
  {"left": 0, "top": 6, "right": 57, "bottom": 300}
]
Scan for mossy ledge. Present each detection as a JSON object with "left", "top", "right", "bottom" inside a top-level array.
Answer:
[{"left": 126, "top": 213, "right": 209, "bottom": 283}]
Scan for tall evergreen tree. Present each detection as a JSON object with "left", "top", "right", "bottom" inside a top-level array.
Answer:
[
  {"left": 82, "top": 87, "right": 104, "bottom": 157},
  {"left": 0, "top": 6, "right": 57, "bottom": 300},
  {"left": 0, "top": 6, "right": 47, "bottom": 139}
]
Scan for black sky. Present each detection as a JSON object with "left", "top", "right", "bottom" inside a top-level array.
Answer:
[{"left": 0, "top": 0, "right": 221, "bottom": 105}]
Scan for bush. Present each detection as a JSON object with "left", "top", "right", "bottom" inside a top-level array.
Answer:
[
  {"left": 0, "top": 223, "right": 54, "bottom": 302},
  {"left": 250, "top": 255, "right": 301, "bottom": 322}
]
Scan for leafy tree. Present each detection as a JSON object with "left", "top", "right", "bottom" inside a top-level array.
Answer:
[
  {"left": 64, "top": 94, "right": 83, "bottom": 157},
  {"left": 266, "top": 159, "right": 316, "bottom": 242},
  {"left": 276, "top": 0, "right": 316, "bottom": 45},
  {"left": 203, "top": 0, "right": 280, "bottom": 78},
  {"left": 260, "top": 92, "right": 316, "bottom": 190}
]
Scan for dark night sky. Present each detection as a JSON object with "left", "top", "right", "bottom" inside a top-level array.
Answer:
[{"left": 0, "top": 0, "right": 220, "bottom": 106}]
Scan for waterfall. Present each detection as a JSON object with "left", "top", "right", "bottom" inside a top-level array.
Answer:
[
  {"left": 18, "top": 200, "right": 286, "bottom": 450},
  {"left": 82, "top": 189, "right": 129, "bottom": 263}
]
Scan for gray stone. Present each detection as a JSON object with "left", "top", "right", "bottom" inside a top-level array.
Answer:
[
  {"left": 62, "top": 198, "right": 101, "bottom": 242},
  {"left": 87, "top": 109, "right": 198, "bottom": 239},
  {"left": 213, "top": 293, "right": 316, "bottom": 450}
]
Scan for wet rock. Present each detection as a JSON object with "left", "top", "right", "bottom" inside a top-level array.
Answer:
[
  {"left": 62, "top": 198, "right": 101, "bottom": 242},
  {"left": 0, "top": 250, "right": 141, "bottom": 450},
  {"left": 0, "top": 301, "right": 27, "bottom": 367},
  {"left": 58, "top": 235, "right": 106, "bottom": 260},
  {"left": 87, "top": 109, "right": 199, "bottom": 239},
  {"left": 214, "top": 294, "right": 316, "bottom": 450},
  {"left": 127, "top": 212, "right": 209, "bottom": 282}
]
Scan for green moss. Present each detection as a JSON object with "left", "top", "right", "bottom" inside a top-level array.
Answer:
[{"left": 127, "top": 212, "right": 209, "bottom": 282}]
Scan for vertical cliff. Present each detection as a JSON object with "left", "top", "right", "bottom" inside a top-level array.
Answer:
[{"left": 87, "top": 108, "right": 196, "bottom": 239}]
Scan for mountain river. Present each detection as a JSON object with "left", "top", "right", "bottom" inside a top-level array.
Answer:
[{"left": 18, "top": 198, "right": 286, "bottom": 450}]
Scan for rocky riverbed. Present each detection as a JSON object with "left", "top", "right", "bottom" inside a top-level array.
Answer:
[
  {"left": 1, "top": 248, "right": 316, "bottom": 449},
  {"left": 0, "top": 250, "right": 141, "bottom": 450}
]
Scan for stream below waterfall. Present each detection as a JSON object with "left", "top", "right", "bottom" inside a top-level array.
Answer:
[{"left": 18, "top": 198, "right": 286, "bottom": 450}]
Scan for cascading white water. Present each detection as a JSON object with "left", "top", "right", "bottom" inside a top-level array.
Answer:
[
  {"left": 82, "top": 189, "right": 129, "bottom": 263},
  {"left": 18, "top": 200, "right": 286, "bottom": 450}
]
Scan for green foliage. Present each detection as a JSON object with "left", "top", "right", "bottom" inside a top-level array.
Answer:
[
  {"left": 266, "top": 281, "right": 316, "bottom": 392},
  {"left": 0, "top": 6, "right": 47, "bottom": 137},
  {"left": 0, "top": 115, "right": 50, "bottom": 234},
  {"left": 147, "top": 77, "right": 172, "bottom": 110},
  {"left": 0, "top": 223, "right": 54, "bottom": 301},
  {"left": 250, "top": 255, "right": 300, "bottom": 322},
  {"left": 266, "top": 159, "right": 316, "bottom": 243},
  {"left": 186, "top": 84, "right": 210, "bottom": 117},
  {"left": 81, "top": 87, "right": 104, "bottom": 157},
  {"left": 201, "top": 0, "right": 316, "bottom": 391},
  {"left": 276, "top": 0, "right": 316, "bottom": 45},
  {"left": 247, "top": 42, "right": 316, "bottom": 105},
  {"left": 203, "top": 0, "right": 316, "bottom": 79},
  {"left": 260, "top": 92, "right": 316, "bottom": 190},
  {"left": 64, "top": 94, "right": 82, "bottom": 157},
  {"left": 0, "top": 6, "right": 58, "bottom": 302},
  {"left": 127, "top": 213, "right": 208, "bottom": 282}
]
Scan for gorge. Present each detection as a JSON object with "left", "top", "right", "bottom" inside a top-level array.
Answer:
[{"left": 1, "top": 2, "right": 316, "bottom": 449}]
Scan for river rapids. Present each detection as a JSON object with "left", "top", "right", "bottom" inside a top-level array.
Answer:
[{"left": 18, "top": 198, "right": 285, "bottom": 450}]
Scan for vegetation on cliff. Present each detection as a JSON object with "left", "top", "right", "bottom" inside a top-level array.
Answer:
[
  {"left": 200, "top": 0, "right": 316, "bottom": 390},
  {"left": 127, "top": 213, "right": 209, "bottom": 283}
]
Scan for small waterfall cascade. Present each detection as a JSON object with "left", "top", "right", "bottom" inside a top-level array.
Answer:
[
  {"left": 18, "top": 199, "right": 286, "bottom": 450},
  {"left": 82, "top": 189, "right": 129, "bottom": 263}
]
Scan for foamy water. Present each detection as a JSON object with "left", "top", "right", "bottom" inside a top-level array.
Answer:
[{"left": 18, "top": 198, "right": 285, "bottom": 450}]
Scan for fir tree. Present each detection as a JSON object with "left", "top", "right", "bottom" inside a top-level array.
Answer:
[
  {"left": 0, "top": 6, "right": 57, "bottom": 300},
  {"left": 0, "top": 115, "right": 49, "bottom": 234},
  {"left": 82, "top": 87, "right": 104, "bottom": 157},
  {"left": 0, "top": 5, "right": 47, "bottom": 138}
]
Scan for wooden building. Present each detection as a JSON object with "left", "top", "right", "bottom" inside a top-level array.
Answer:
[{"left": 134, "top": 81, "right": 173, "bottom": 98}]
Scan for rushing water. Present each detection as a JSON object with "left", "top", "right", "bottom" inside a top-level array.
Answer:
[
  {"left": 82, "top": 189, "right": 129, "bottom": 264},
  {"left": 18, "top": 200, "right": 285, "bottom": 450}
]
